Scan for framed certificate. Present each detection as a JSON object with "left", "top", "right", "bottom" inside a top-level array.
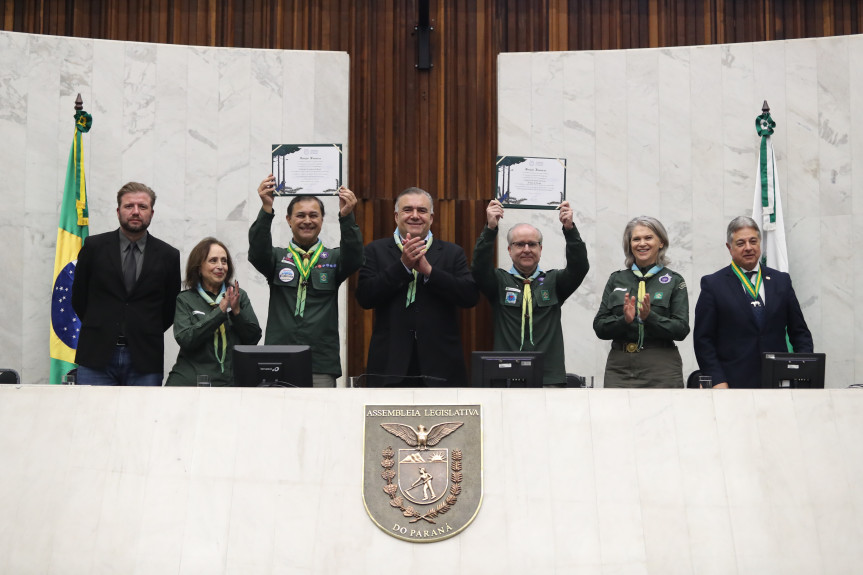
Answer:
[
  {"left": 494, "top": 155, "right": 566, "bottom": 209},
  {"left": 271, "top": 144, "right": 342, "bottom": 196}
]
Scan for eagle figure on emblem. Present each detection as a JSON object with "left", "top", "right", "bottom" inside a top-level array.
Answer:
[{"left": 380, "top": 422, "right": 463, "bottom": 450}]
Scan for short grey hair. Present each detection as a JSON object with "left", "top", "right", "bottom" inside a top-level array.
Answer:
[
  {"left": 726, "top": 216, "right": 761, "bottom": 245},
  {"left": 506, "top": 223, "right": 543, "bottom": 245},
  {"left": 623, "top": 216, "right": 670, "bottom": 268},
  {"left": 394, "top": 187, "right": 434, "bottom": 215}
]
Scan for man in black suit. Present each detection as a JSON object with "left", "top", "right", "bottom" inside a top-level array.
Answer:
[
  {"left": 693, "top": 216, "right": 813, "bottom": 388},
  {"left": 355, "top": 187, "right": 478, "bottom": 386},
  {"left": 72, "top": 182, "right": 181, "bottom": 386}
]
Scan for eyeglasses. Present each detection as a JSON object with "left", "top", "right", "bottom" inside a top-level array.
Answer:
[{"left": 510, "top": 241, "right": 541, "bottom": 249}]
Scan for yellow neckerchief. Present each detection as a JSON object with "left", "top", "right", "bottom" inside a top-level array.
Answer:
[
  {"left": 393, "top": 230, "right": 433, "bottom": 307},
  {"left": 287, "top": 240, "right": 324, "bottom": 316},
  {"left": 509, "top": 266, "right": 542, "bottom": 349},
  {"left": 196, "top": 283, "right": 227, "bottom": 373},
  {"left": 630, "top": 263, "right": 663, "bottom": 350}
]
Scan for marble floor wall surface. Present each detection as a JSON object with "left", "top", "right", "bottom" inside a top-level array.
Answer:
[{"left": 1, "top": 385, "right": 862, "bottom": 574}]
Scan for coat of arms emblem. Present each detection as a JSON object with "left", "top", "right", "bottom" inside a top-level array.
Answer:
[{"left": 363, "top": 405, "right": 482, "bottom": 542}]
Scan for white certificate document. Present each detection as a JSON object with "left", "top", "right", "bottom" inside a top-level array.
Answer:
[
  {"left": 271, "top": 144, "right": 342, "bottom": 196},
  {"left": 495, "top": 156, "right": 566, "bottom": 209}
]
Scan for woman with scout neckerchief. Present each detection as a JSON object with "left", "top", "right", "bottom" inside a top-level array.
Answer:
[
  {"left": 166, "top": 237, "right": 262, "bottom": 386},
  {"left": 593, "top": 216, "right": 690, "bottom": 388}
]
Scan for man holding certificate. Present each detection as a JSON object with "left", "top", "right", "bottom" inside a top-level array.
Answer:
[
  {"left": 248, "top": 174, "right": 363, "bottom": 387},
  {"left": 471, "top": 199, "right": 589, "bottom": 386}
]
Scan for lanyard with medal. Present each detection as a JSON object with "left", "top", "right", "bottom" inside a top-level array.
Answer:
[
  {"left": 730, "top": 261, "right": 763, "bottom": 305},
  {"left": 287, "top": 241, "right": 325, "bottom": 316}
]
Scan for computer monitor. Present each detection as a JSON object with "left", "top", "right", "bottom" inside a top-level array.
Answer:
[
  {"left": 470, "top": 351, "right": 544, "bottom": 388},
  {"left": 233, "top": 345, "right": 313, "bottom": 387},
  {"left": 761, "top": 352, "right": 826, "bottom": 389}
]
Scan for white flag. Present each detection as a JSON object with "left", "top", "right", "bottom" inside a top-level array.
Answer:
[{"left": 752, "top": 114, "right": 789, "bottom": 273}]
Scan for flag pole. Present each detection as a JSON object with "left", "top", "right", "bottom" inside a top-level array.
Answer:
[{"left": 49, "top": 94, "right": 92, "bottom": 384}]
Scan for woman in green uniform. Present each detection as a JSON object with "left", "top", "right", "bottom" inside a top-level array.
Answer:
[
  {"left": 593, "top": 216, "right": 689, "bottom": 388},
  {"left": 166, "top": 238, "right": 262, "bottom": 386}
]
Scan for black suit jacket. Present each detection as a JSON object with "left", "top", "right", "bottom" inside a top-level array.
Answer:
[
  {"left": 355, "top": 236, "right": 479, "bottom": 386},
  {"left": 72, "top": 229, "right": 181, "bottom": 374},
  {"left": 693, "top": 264, "right": 813, "bottom": 388}
]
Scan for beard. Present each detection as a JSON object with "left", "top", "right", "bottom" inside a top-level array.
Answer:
[{"left": 120, "top": 218, "right": 150, "bottom": 234}]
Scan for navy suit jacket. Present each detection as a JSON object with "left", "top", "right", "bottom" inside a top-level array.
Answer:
[
  {"left": 355, "top": 236, "right": 479, "bottom": 386},
  {"left": 72, "top": 229, "right": 181, "bottom": 374},
  {"left": 693, "top": 264, "right": 813, "bottom": 388}
]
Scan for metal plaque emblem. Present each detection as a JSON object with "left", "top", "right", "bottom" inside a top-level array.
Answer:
[{"left": 363, "top": 405, "right": 482, "bottom": 543}]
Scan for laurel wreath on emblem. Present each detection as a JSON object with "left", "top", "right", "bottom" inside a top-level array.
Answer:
[{"left": 381, "top": 446, "right": 462, "bottom": 524}]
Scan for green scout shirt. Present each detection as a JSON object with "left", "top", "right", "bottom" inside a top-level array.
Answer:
[
  {"left": 248, "top": 208, "right": 363, "bottom": 376},
  {"left": 593, "top": 267, "right": 690, "bottom": 343},
  {"left": 166, "top": 288, "right": 262, "bottom": 386},
  {"left": 471, "top": 224, "right": 589, "bottom": 386}
]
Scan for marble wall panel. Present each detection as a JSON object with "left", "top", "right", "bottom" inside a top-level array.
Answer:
[
  {"left": 560, "top": 52, "right": 601, "bottom": 383},
  {"left": 530, "top": 51, "right": 565, "bottom": 157},
  {"left": 0, "top": 224, "right": 24, "bottom": 372},
  {"left": 626, "top": 49, "right": 660, "bottom": 213},
  {"left": 499, "top": 35, "right": 863, "bottom": 387},
  {"left": 122, "top": 42, "right": 158, "bottom": 184},
  {"left": 817, "top": 37, "right": 852, "bottom": 217},
  {"left": 497, "top": 52, "right": 532, "bottom": 153},
  {"left": 852, "top": 36, "right": 863, "bottom": 216},
  {"left": 0, "top": 33, "right": 30, "bottom": 222},
  {"left": 0, "top": 30, "right": 348, "bottom": 385},
  {"left": 153, "top": 43, "right": 189, "bottom": 223},
  {"left": 25, "top": 34, "right": 62, "bottom": 214},
  {"left": 688, "top": 45, "right": 727, "bottom": 283},
  {"left": 820, "top": 214, "right": 853, "bottom": 385},
  {"left": 90, "top": 39, "right": 127, "bottom": 227},
  {"left": 720, "top": 43, "right": 757, "bottom": 217},
  {"left": 657, "top": 48, "right": 694, "bottom": 371}
]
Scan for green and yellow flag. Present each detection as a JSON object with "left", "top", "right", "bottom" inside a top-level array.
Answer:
[{"left": 49, "top": 106, "right": 92, "bottom": 385}]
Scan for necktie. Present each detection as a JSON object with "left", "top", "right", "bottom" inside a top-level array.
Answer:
[{"left": 124, "top": 243, "right": 138, "bottom": 294}]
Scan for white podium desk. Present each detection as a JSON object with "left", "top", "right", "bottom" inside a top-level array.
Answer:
[{"left": 1, "top": 385, "right": 861, "bottom": 574}]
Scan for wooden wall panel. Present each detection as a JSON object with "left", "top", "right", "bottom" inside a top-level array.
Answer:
[{"left": 1, "top": 0, "right": 861, "bottom": 381}]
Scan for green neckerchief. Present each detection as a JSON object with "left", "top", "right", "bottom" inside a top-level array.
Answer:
[
  {"left": 631, "top": 263, "right": 663, "bottom": 350},
  {"left": 393, "top": 230, "right": 433, "bottom": 307},
  {"left": 509, "top": 266, "right": 542, "bottom": 349},
  {"left": 731, "top": 261, "right": 762, "bottom": 301},
  {"left": 196, "top": 283, "right": 227, "bottom": 373},
  {"left": 287, "top": 240, "right": 324, "bottom": 317}
]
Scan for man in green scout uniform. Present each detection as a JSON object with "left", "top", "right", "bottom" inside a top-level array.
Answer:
[
  {"left": 248, "top": 174, "right": 363, "bottom": 387},
  {"left": 471, "top": 199, "right": 589, "bottom": 386}
]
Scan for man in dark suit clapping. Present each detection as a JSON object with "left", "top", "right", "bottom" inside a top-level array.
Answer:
[
  {"left": 72, "top": 182, "right": 181, "bottom": 386},
  {"left": 356, "top": 187, "right": 478, "bottom": 386},
  {"left": 694, "top": 216, "right": 813, "bottom": 389}
]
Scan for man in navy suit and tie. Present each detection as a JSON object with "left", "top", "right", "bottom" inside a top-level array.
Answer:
[
  {"left": 693, "top": 216, "right": 813, "bottom": 388},
  {"left": 72, "top": 182, "right": 181, "bottom": 386}
]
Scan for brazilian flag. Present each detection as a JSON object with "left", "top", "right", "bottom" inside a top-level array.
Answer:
[{"left": 49, "top": 107, "right": 92, "bottom": 385}]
